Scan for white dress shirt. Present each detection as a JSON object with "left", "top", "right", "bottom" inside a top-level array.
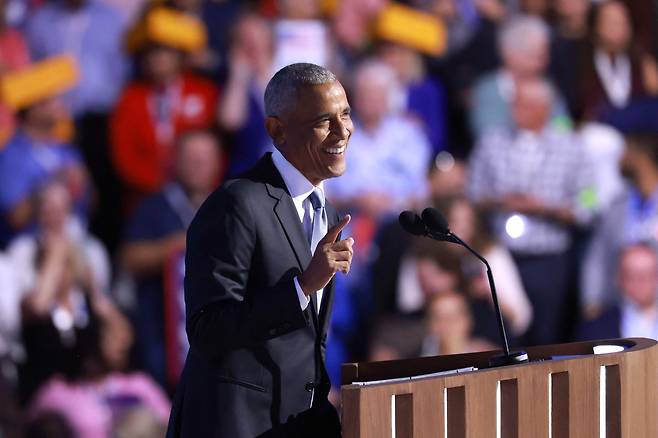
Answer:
[{"left": 271, "top": 148, "right": 325, "bottom": 312}]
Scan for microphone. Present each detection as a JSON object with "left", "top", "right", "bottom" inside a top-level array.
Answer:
[
  {"left": 398, "top": 210, "right": 457, "bottom": 243},
  {"left": 401, "top": 208, "right": 528, "bottom": 367},
  {"left": 398, "top": 210, "right": 427, "bottom": 236}
]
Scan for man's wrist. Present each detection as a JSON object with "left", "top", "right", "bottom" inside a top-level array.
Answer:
[{"left": 297, "top": 274, "right": 311, "bottom": 296}]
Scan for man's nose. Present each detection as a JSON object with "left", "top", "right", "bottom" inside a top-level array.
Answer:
[{"left": 332, "top": 118, "right": 351, "bottom": 140}]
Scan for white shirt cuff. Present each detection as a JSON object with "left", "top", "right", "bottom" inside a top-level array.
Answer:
[{"left": 294, "top": 276, "right": 310, "bottom": 311}]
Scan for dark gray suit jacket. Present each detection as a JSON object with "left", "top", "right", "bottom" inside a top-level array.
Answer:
[{"left": 166, "top": 154, "right": 341, "bottom": 437}]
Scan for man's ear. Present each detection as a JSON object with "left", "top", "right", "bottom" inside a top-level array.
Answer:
[{"left": 265, "top": 116, "right": 285, "bottom": 148}]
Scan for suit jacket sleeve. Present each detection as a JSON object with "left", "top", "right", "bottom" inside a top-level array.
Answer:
[{"left": 184, "top": 186, "right": 308, "bottom": 361}]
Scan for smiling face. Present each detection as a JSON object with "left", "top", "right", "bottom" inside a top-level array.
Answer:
[{"left": 266, "top": 81, "right": 353, "bottom": 185}]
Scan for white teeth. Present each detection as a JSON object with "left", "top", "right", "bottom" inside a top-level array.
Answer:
[{"left": 325, "top": 146, "right": 346, "bottom": 154}]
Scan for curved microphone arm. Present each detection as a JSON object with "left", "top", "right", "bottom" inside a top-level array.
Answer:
[{"left": 436, "top": 231, "right": 511, "bottom": 357}]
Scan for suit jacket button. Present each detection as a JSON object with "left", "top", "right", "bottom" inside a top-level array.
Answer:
[
  {"left": 269, "top": 328, "right": 277, "bottom": 336},
  {"left": 305, "top": 382, "right": 315, "bottom": 392},
  {"left": 282, "top": 322, "right": 291, "bottom": 329}
]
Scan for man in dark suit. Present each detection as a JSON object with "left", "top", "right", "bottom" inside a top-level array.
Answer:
[{"left": 166, "top": 63, "right": 354, "bottom": 437}]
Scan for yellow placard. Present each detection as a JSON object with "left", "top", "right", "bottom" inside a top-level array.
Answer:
[
  {"left": 374, "top": 3, "right": 447, "bottom": 56},
  {"left": 0, "top": 55, "right": 79, "bottom": 110},
  {"left": 127, "top": 7, "right": 207, "bottom": 54}
]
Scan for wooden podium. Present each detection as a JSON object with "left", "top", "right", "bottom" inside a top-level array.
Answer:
[{"left": 341, "top": 338, "right": 658, "bottom": 437}]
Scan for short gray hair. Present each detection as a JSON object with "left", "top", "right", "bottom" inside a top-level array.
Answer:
[
  {"left": 498, "top": 15, "right": 549, "bottom": 54},
  {"left": 264, "top": 63, "right": 337, "bottom": 117}
]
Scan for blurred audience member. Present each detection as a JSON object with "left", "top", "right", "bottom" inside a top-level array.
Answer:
[
  {"left": 111, "top": 7, "right": 219, "bottom": 210},
  {"left": 28, "top": 304, "right": 170, "bottom": 438},
  {"left": 18, "top": 225, "right": 124, "bottom": 403},
  {"left": 577, "top": 122, "right": 625, "bottom": 214},
  {"left": 468, "top": 78, "right": 595, "bottom": 344},
  {"left": 8, "top": 182, "right": 111, "bottom": 303},
  {"left": 552, "top": 0, "right": 589, "bottom": 39},
  {"left": 421, "top": 292, "right": 495, "bottom": 356},
  {"left": 549, "top": 0, "right": 591, "bottom": 120},
  {"left": 0, "top": 0, "right": 30, "bottom": 68},
  {"left": 430, "top": 0, "right": 506, "bottom": 155},
  {"left": 326, "top": 61, "right": 431, "bottom": 219},
  {"left": 0, "top": 252, "right": 21, "bottom": 386},
  {"left": 432, "top": 0, "right": 505, "bottom": 59},
  {"left": 0, "top": 56, "right": 90, "bottom": 247},
  {"left": 579, "top": 0, "right": 658, "bottom": 120},
  {"left": 378, "top": 41, "right": 448, "bottom": 154},
  {"left": 332, "top": 0, "right": 386, "bottom": 52},
  {"left": 26, "top": 0, "right": 128, "bottom": 118},
  {"left": 436, "top": 196, "right": 532, "bottom": 342},
  {"left": 413, "top": 238, "right": 465, "bottom": 303},
  {"left": 120, "top": 130, "right": 222, "bottom": 388},
  {"left": 218, "top": 13, "right": 274, "bottom": 177},
  {"left": 577, "top": 244, "right": 658, "bottom": 341},
  {"left": 470, "top": 15, "right": 570, "bottom": 138},
  {"left": 26, "top": 0, "right": 130, "bottom": 257},
  {"left": 373, "top": 233, "right": 465, "bottom": 320},
  {"left": 0, "top": 0, "right": 31, "bottom": 146},
  {"left": 271, "top": 0, "right": 332, "bottom": 72},
  {"left": 582, "top": 131, "right": 658, "bottom": 318},
  {"left": 162, "top": 0, "right": 241, "bottom": 78}
]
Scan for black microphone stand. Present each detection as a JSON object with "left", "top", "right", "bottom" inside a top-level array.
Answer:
[
  {"left": 399, "top": 209, "right": 529, "bottom": 367},
  {"left": 430, "top": 230, "right": 528, "bottom": 366}
]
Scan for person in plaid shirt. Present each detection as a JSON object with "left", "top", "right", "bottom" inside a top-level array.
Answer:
[{"left": 467, "top": 77, "right": 596, "bottom": 345}]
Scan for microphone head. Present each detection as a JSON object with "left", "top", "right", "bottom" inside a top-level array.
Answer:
[
  {"left": 398, "top": 211, "right": 427, "bottom": 236},
  {"left": 421, "top": 207, "right": 450, "bottom": 235}
]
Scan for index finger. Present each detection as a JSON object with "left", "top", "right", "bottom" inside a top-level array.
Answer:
[{"left": 320, "top": 214, "right": 351, "bottom": 244}]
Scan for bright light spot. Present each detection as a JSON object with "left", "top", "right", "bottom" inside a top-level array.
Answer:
[
  {"left": 434, "top": 151, "right": 455, "bottom": 172},
  {"left": 505, "top": 214, "right": 526, "bottom": 239}
]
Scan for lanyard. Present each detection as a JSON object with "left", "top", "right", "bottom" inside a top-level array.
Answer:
[
  {"left": 594, "top": 49, "right": 631, "bottom": 108},
  {"left": 148, "top": 81, "right": 182, "bottom": 146}
]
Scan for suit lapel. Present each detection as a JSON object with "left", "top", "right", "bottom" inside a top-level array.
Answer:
[{"left": 263, "top": 155, "right": 320, "bottom": 329}]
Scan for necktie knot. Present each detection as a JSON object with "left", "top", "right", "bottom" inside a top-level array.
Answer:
[{"left": 309, "top": 188, "right": 324, "bottom": 211}]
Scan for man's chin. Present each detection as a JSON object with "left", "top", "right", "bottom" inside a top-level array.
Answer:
[{"left": 325, "top": 164, "right": 346, "bottom": 179}]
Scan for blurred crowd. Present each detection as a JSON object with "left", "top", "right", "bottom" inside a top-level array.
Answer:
[{"left": 0, "top": 0, "right": 658, "bottom": 436}]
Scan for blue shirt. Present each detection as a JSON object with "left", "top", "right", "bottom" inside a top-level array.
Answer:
[
  {"left": 0, "top": 132, "right": 84, "bottom": 246},
  {"left": 406, "top": 76, "right": 448, "bottom": 154},
  {"left": 26, "top": 0, "right": 128, "bottom": 115},
  {"left": 124, "top": 184, "right": 192, "bottom": 386},
  {"left": 226, "top": 84, "right": 272, "bottom": 178}
]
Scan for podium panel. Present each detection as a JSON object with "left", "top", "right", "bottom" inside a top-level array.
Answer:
[{"left": 341, "top": 338, "right": 658, "bottom": 438}]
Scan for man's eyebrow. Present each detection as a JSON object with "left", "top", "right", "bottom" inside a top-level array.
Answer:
[{"left": 312, "top": 113, "right": 331, "bottom": 122}]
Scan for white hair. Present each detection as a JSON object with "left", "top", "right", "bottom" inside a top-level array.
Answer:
[
  {"left": 498, "top": 15, "right": 550, "bottom": 54},
  {"left": 354, "top": 60, "right": 404, "bottom": 113},
  {"left": 264, "top": 63, "right": 337, "bottom": 117}
]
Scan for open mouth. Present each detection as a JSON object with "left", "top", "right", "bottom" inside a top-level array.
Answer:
[{"left": 324, "top": 145, "right": 346, "bottom": 155}]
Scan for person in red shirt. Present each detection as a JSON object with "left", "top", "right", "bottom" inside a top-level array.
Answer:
[{"left": 111, "top": 8, "right": 219, "bottom": 210}]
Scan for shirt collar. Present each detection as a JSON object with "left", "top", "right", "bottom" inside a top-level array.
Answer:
[{"left": 271, "top": 148, "right": 324, "bottom": 203}]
